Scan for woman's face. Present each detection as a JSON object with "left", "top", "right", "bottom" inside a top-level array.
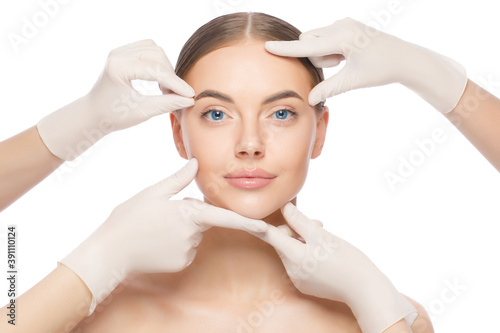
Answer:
[{"left": 171, "top": 40, "right": 328, "bottom": 220}]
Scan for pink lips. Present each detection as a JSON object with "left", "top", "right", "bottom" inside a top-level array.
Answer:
[{"left": 224, "top": 168, "right": 277, "bottom": 189}]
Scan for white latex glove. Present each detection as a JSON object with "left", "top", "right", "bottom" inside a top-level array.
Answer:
[
  {"left": 256, "top": 202, "right": 417, "bottom": 333},
  {"left": 59, "top": 158, "right": 268, "bottom": 315},
  {"left": 265, "top": 17, "right": 467, "bottom": 114},
  {"left": 37, "top": 39, "right": 195, "bottom": 161}
]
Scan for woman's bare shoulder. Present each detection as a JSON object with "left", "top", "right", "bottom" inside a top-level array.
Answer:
[
  {"left": 69, "top": 276, "right": 169, "bottom": 333},
  {"left": 403, "top": 295, "right": 434, "bottom": 333}
]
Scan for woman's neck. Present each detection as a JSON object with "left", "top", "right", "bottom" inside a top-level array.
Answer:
[{"left": 145, "top": 197, "right": 301, "bottom": 304}]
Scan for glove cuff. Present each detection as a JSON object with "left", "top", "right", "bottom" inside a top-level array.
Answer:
[
  {"left": 351, "top": 292, "right": 417, "bottom": 333},
  {"left": 58, "top": 230, "right": 128, "bottom": 316},
  {"left": 402, "top": 44, "right": 468, "bottom": 114}
]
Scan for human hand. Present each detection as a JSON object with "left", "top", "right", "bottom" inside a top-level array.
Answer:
[
  {"left": 37, "top": 39, "right": 195, "bottom": 161},
  {"left": 256, "top": 202, "right": 417, "bottom": 333},
  {"left": 265, "top": 17, "right": 467, "bottom": 114},
  {"left": 59, "top": 158, "right": 268, "bottom": 315}
]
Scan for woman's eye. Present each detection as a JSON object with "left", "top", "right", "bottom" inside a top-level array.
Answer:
[
  {"left": 201, "top": 109, "right": 227, "bottom": 121},
  {"left": 273, "top": 109, "right": 290, "bottom": 120},
  {"left": 271, "top": 109, "right": 298, "bottom": 121}
]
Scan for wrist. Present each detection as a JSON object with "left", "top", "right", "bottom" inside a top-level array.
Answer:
[
  {"left": 399, "top": 42, "right": 467, "bottom": 114},
  {"left": 344, "top": 280, "right": 417, "bottom": 333},
  {"left": 59, "top": 226, "right": 128, "bottom": 316},
  {"left": 37, "top": 96, "right": 114, "bottom": 161}
]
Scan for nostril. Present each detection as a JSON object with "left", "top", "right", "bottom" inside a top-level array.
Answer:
[{"left": 236, "top": 143, "right": 264, "bottom": 158}]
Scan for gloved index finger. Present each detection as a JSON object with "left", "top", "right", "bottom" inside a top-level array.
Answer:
[
  {"left": 156, "top": 158, "right": 198, "bottom": 199},
  {"left": 253, "top": 223, "right": 305, "bottom": 260},
  {"left": 265, "top": 38, "right": 338, "bottom": 58},
  {"left": 281, "top": 202, "right": 317, "bottom": 243},
  {"left": 159, "top": 72, "right": 195, "bottom": 98},
  {"left": 192, "top": 202, "right": 268, "bottom": 233},
  {"left": 125, "top": 60, "right": 195, "bottom": 98}
]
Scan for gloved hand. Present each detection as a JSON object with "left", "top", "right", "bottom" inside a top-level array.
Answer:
[
  {"left": 265, "top": 17, "right": 467, "bottom": 114},
  {"left": 256, "top": 202, "right": 417, "bottom": 333},
  {"left": 37, "top": 39, "right": 195, "bottom": 161},
  {"left": 59, "top": 158, "right": 268, "bottom": 315}
]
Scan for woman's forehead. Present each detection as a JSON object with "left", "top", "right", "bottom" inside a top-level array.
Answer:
[{"left": 184, "top": 41, "right": 312, "bottom": 97}]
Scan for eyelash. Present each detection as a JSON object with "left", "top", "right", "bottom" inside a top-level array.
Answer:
[{"left": 199, "top": 107, "right": 299, "bottom": 125}]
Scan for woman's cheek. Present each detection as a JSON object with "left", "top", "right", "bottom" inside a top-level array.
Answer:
[
  {"left": 279, "top": 125, "right": 314, "bottom": 182},
  {"left": 187, "top": 129, "right": 232, "bottom": 201}
]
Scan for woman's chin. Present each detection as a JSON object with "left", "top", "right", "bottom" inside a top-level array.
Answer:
[
  {"left": 230, "top": 205, "right": 278, "bottom": 220},
  {"left": 203, "top": 195, "right": 284, "bottom": 220},
  {"left": 232, "top": 207, "right": 276, "bottom": 220}
]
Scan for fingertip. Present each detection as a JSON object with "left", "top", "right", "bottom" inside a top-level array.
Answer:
[
  {"left": 179, "top": 158, "right": 198, "bottom": 179},
  {"left": 308, "top": 89, "right": 323, "bottom": 107},
  {"left": 264, "top": 40, "right": 276, "bottom": 48},
  {"left": 176, "top": 83, "right": 195, "bottom": 98},
  {"left": 281, "top": 202, "right": 295, "bottom": 216},
  {"left": 184, "top": 84, "right": 195, "bottom": 97},
  {"left": 264, "top": 41, "right": 276, "bottom": 53},
  {"left": 187, "top": 157, "right": 198, "bottom": 168},
  {"left": 171, "top": 95, "right": 195, "bottom": 109},
  {"left": 264, "top": 40, "right": 287, "bottom": 54},
  {"left": 277, "top": 224, "right": 293, "bottom": 237},
  {"left": 161, "top": 76, "right": 195, "bottom": 98},
  {"left": 249, "top": 220, "right": 269, "bottom": 233}
]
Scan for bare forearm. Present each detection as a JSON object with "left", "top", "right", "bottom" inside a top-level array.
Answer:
[
  {"left": 445, "top": 79, "right": 500, "bottom": 171},
  {"left": 1, "top": 264, "right": 91, "bottom": 332},
  {"left": 0, "top": 126, "right": 63, "bottom": 211}
]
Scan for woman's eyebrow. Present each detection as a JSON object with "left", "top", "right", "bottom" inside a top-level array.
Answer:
[
  {"left": 263, "top": 90, "right": 304, "bottom": 104},
  {"left": 194, "top": 89, "right": 304, "bottom": 104},
  {"left": 195, "top": 90, "right": 233, "bottom": 103}
]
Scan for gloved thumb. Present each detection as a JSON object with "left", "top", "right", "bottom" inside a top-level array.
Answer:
[
  {"left": 265, "top": 38, "right": 333, "bottom": 58},
  {"left": 298, "top": 33, "right": 344, "bottom": 68},
  {"left": 139, "top": 94, "right": 195, "bottom": 118},
  {"left": 148, "top": 158, "right": 198, "bottom": 199},
  {"left": 277, "top": 224, "right": 294, "bottom": 237},
  {"left": 281, "top": 202, "right": 317, "bottom": 243},
  {"left": 308, "top": 67, "right": 354, "bottom": 105}
]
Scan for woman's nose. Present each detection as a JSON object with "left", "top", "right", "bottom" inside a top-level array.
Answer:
[{"left": 235, "top": 125, "right": 265, "bottom": 159}]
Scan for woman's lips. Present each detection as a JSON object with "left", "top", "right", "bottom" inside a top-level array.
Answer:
[
  {"left": 224, "top": 177, "right": 276, "bottom": 189},
  {"left": 224, "top": 168, "right": 277, "bottom": 189}
]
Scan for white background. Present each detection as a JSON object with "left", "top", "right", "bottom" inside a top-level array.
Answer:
[{"left": 1, "top": 0, "right": 499, "bottom": 331}]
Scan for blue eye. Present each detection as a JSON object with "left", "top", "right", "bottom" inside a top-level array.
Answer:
[
  {"left": 273, "top": 109, "right": 291, "bottom": 120},
  {"left": 201, "top": 109, "right": 227, "bottom": 121}
]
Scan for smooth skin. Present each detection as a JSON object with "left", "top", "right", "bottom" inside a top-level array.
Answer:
[
  {"left": 444, "top": 78, "right": 500, "bottom": 170},
  {"left": 0, "top": 126, "right": 64, "bottom": 211}
]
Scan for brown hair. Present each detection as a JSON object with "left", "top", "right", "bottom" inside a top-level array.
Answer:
[{"left": 175, "top": 12, "right": 325, "bottom": 112}]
